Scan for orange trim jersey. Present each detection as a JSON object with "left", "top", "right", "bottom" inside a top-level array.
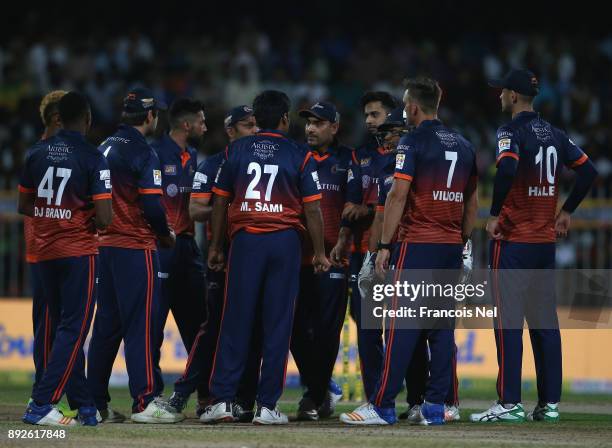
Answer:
[
  {"left": 495, "top": 111, "right": 589, "bottom": 242},
  {"left": 151, "top": 134, "right": 198, "bottom": 236},
  {"left": 18, "top": 130, "right": 112, "bottom": 262},
  {"left": 394, "top": 119, "right": 477, "bottom": 244},
  {"left": 213, "top": 130, "right": 322, "bottom": 237},
  {"left": 97, "top": 125, "right": 163, "bottom": 250}
]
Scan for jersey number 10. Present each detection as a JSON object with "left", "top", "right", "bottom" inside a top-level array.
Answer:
[
  {"left": 535, "top": 146, "right": 558, "bottom": 184},
  {"left": 38, "top": 166, "right": 72, "bottom": 206}
]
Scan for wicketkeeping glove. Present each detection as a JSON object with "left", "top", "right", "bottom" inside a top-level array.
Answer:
[{"left": 358, "top": 251, "right": 377, "bottom": 299}]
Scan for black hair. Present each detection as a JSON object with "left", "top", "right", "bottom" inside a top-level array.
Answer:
[
  {"left": 121, "top": 109, "right": 158, "bottom": 126},
  {"left": 169, "top": 97, "right": 204, "bottom": 129},
  {"left": 403, "top": 77, "right": 442, "bottom": 114},
  {"left": 360, "top": 91, "right": 397, "bottom": 111},
  {"left": 57, "top": 91, "right": 90, "bottom": 126},
  {"left": 252, "top": 90, "right": 291, "bottom": 129}
]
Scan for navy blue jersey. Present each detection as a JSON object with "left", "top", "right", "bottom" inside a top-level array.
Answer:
[
  {"left": 19, "top": 130, "right": 112, "bottom": 261},
  {"left": 394, "top": 119, "right": 477, "bottom": 243},
  {"left": 494, "top": 111, "right": 588, "bottom": 242},
  {"left": 98, "top": 125, "right": 163, "bottom": 250},
  {"left": 213, "top": 129, "right": 322, "bottom": 237},
  {"left": 192, "top": 150, "right": 225, "bottom": 201},
  {"left": 151, "top": 134, "right": 198, "bottom": 236}
]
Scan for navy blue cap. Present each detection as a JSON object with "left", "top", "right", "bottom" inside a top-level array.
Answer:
[
  {"left": 123, "top": 87, "right": 167, "bottom": 113},
  {"left": 488, "top": 69, "right": 539, "bottom": 97},
  {"left": 299, "top": 101, "right": 339, "bottom": 123},
  {"left": 224, "top": 105, "right": 254, "bottom": 128},
  {"left": 378, "top": 106, "right": 406, "bottom": 132}
]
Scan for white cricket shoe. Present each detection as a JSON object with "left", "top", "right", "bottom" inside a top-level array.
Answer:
[
  {"left": 470, "top": 402, "right": 525, "bottom": 423},
  {"left": 252, "top": 406, "right": 289, "bottom": 425},
  {"left": 401, "top": 404, "right": 422, "bottom": 423},
  {"left": 23, "top": 404, "right": 77, "bottom": 426},
  {"left": 527, "top": 402, "right": 560, "bottom": 422},
  {"left": 200, "top": 401, "right": 236, "bottom": 424},
  {"left": 131, "top": 398, "right": 185, "bottom": 423},
  {"left": 339, "top": 403, "right": 396, "bottom": 425},
  {"left": 445, "top": 404, "right": 461, "bottom": 422}
]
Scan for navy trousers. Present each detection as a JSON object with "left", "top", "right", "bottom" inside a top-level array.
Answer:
[
  {"left": 490, "top": 240, "right": 561, "bottom": 404},
  {"left": 209, "top": 229, "right": 301, "bottom": 409},
  {"left": 158, "top": 235, "right": 207, "bottom": 397},
  {"left": 87, "top": 247, "right": 163, "bottom": 413},
  {"left": 371, "top": 242, "right": 462, "bottom": 409},
  {"left": 31, "top": 255, "right": 97, "bottom": 408},
  {"left": 291, "top": 265, "right": 348, "bottom": 406}
]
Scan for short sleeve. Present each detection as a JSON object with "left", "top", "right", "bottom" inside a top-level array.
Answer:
[
  {"left": 299, "top": 152, "right": 323, "bottom": 203},
  {"left": 376, "top": 174, "right": 393, "bottom": 212},
  {"left": 211, "top": 149, "right": 233, "bottom": 198},
  {"left": 191, "top": 157, "right": 218, "bottom": 199},
  {"left": 18, "top": 152, "right": 36, "bottom": 193},
  {"left": 561, "top": 133, "right": 589, "bottom": 169},
  {"left": 346, "top": 150, "right": 363, "bottom": 204},
  {"left": 90, "top": 153, "right": 112, "bottom": 200},
  {"left": 138, "top": 149, "right": 163, "bottom": 195},
  {"left": 394, "top": 135, "right": 416, "bottom": 181},
  {"left": 495, "top": 125, "right": 520, "bottom": 165}
]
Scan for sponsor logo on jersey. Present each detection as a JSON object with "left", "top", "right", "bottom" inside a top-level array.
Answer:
[
  {"left": 166, "top": 183, "right": 178, "bottom": 197},
  {"left": 331, "top": 164, "right": 347, "bottom": 174},
  {"left": 395, "top": 153, "right": 405, "bottom": 169},
  {"left": 193, "top": 172, "right": 207, "bottom": 189},
  {"left": 435, "top": 130, "right": 458, "bottom": 148},
  {"left": 360, "top": 157, "right": 371, "bottom": 167},
  {"left": 153, "top": 170, "right": 162, "bottom": 186},
  {"left": 347, "top": 169, "right": 354, "bottom": 183},
  {"left": 362, "top": 174, "right": 371, "bottom": 189},
  {"left": 99, "top": 169, "right": 110, "bottom": 180},
  {"left": 164, "top": 164, "right": 177, "bottom": 175},
  {"left": 311, "top": 171, "right": 322, "bottom": 190}
]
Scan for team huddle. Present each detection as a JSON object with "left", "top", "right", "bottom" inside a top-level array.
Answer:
[{"left": 17, "top": 69, "right": 597, "bottom": 427}]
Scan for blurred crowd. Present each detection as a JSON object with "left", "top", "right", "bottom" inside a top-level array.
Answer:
[{"left": 1, "top": 24, "right": 611, "bottom": 197}]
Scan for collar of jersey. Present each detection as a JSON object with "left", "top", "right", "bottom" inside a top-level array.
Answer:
[
  {"left": 512, "top": 111, "right": 538, "bottom": 123},
  {"left": 119, "top": 124, "right": 147, "bottom": 144},
  {"left": 257, "top": 129, "right": 287, "bottom": 139},
  {"left": 57, "top": 129, "right": 86, "bottom": 141},
  {"left": 417, "top": 119, "right": 443, "bottom": 129},
  {"left": 162, "top": 133, "right": 192, "bottom": 157}
]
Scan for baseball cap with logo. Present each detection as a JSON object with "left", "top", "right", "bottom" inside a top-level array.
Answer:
[
  {"left": 123, "top": 87, "right": 167, "bottom": 113},
  {"left": 488, "top": 69, "right": 540, "bottom": 97},
  {"left": 224, "top": 105, "right": 254, "bottom": 128},
  {"left": 299, "top": 101, "right": 339, "bottom": 123}
]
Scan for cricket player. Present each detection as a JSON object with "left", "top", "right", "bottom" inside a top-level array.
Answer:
[
  {"left": 87, "top": 87, "right": 177, "bottom": 423},
  {"left": 470, "top": 69, "right": 597, "bottom": 423},
  {"left": 330, "top": 91, "right": 398, "bottom": 401},
  {"left": 292, "top": 101, "right": 352, "bottom": 420},
  {"left": 203, "top": 90, "right": 330, "bottom": 425},
  {"left": 152, "top": 105, "right": 259, "bottom": 422},
  {"left": 341, "top": 77, "right": 478, "bottom": 425},
  {"left": 19, "top": 92, "right": 113, "bottom": 426},
  {"left": 151, "top": 98, "right": 207, "bottom": 403}
]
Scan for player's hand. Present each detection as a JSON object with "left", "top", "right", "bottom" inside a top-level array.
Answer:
[
  {"left": 312, "top": 253, "right": 331, "bottom": 273},
  {"left": 208, "top": 248, "right": 226, "bottom": 271},
  {"left": 486, "top": 216, "right": 503, "bottom": 240},
  {"left": 342, "top": 204, "right": 370, "bottom": 221},
  {"left": 555, "top": 210, "right": 571, "bottom": 238},
  {"left": 159, "top": 229, "right": 176, "bottom": 248},
  {"left": 375, "top": 248, "right": 390, "bottom": 278},
  {"left": 330, "top": 241, "right": 349, "bottom": 267}
]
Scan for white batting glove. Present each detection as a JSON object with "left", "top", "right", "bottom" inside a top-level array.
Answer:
[{"left": 358, "top": 251, "right": 376, "bottom": 299}]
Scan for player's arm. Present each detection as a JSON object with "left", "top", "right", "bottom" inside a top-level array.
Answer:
[
  {"left": 189, "top": 159, "right": 219, "bottom": 222},
  {"left": 138, "top": 152, "right": 175, "bottom": 247},
  {"left": 208, "top": 194, "right": 229, "bottom": 271},
  {"left": 462, "top": 157, "right": 479, "bottom": 243},
  {"left": 94, "top": 198, "right": 113, "bottom": 230},
  {"left": 17, "top": 190, "right": 35, "bottom": 217},
  {"left": 368, "top": 209, "right": 384, "bottom": 252},
  {"left": 304, "top": 199, "right": 330, "bottom": 273},
  {"left": 555, "top": 138, "right": 598, "bottom": 237},
  {"left": 487, "top": 128, "right": 519, "bottom": 240},
  {"left": 189, "top": 196, "right": 212, "bottom": 222}
]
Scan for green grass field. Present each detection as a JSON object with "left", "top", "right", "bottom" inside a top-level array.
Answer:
[{"left": 1, "top": 381, "right": 612, "bottom": 447}]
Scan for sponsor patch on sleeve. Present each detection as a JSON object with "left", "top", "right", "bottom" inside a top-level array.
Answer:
[
  {"left": 99, "top": 169, "right": 111, "bottom": 180},
  {"left": 311, "top": 171, "right": 322, "bottom": 190},
  {"left": 498, "top": 138, "right": 511, "bottom": 152},
  {"left": 347, "top": 169, "right": 354, "bottom": 183},
  {"left": 153, "top": 170, "right": 162, "bottom": 186},
  {"left": 395, "top": 153, "right": 406, "bottom": 169}
]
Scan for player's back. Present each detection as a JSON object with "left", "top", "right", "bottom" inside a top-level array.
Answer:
[
  {"left": 98, "top": 124, "right": 162, "bottom": 250},
  {"left": 19, "top": 130, "right": 110, "bottom": 261},
  {"left": 496, "top": 111, "right": 588, "bottom": 242},
  {"left": 396, "top": 120, "right": 477, "bottom": 243},
  {"left": 213, "top": 130, "right": 321, "bottom": 236}
]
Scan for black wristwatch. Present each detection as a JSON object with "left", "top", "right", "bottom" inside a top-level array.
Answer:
[{"left": 377, "top": 241, "right": 392, "bottom": 251}]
